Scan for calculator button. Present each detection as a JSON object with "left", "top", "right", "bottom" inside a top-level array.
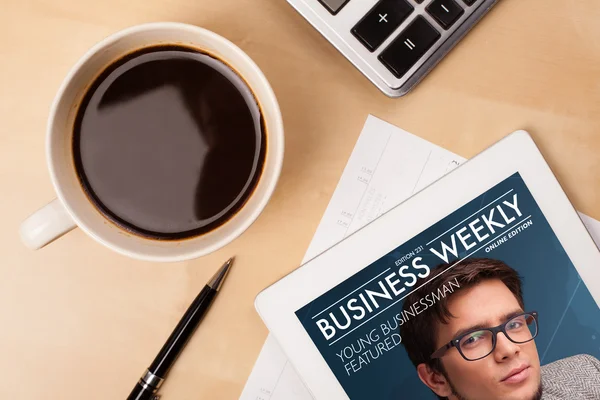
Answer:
[
  {"left": 378, "top": 16, "right": 441, "bottom": 79},
  {"left": 351, "top": 0, "right": 414, "bottom": 52},
  {"left": 318, "top": 0, "right": 351, "bottom": 15},
  {"left": 427, "top": 0, "right": 464, "bottom": 30},
  {"left": 463, "top": 0, "right": 477, "bottom": 5}
]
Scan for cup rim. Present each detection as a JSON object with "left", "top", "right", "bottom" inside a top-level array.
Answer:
[{"left": 46, "top": 22, "right": 284, "bottom": 262}]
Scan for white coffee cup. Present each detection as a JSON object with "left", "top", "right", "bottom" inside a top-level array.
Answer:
[{"left": 19, "top": 22, "right": 284, "bottom": 262}]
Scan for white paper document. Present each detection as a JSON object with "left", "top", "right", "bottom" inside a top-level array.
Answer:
[{"left": 240, "top": 115, "right": 600, "bottom": 400}]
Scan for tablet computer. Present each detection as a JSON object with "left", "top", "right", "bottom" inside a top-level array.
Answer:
[{"left": 255, "top": 130, "right": 600, "bottom": 399}]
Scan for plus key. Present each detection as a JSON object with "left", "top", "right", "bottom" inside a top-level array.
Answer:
[{"left": 352, "top": 0, "right": 414, "bottom": 52}]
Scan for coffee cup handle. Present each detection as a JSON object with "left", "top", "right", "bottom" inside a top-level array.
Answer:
[{"left": 19, "top": 199, "right": 77, "bottom": 250}]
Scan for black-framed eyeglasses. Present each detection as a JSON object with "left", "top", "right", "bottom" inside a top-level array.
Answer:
[{"left": 430, "top": 311, "right": 539, "bottom": 361}]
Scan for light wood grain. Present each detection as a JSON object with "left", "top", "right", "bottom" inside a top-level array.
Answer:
[{"left": 1, "top": 0, "right": 599, "bottom": 398}]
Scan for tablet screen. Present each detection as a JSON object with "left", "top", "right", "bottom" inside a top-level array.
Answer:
[{"left": 295, "top": 172, "right": 600, "bottom": 399}]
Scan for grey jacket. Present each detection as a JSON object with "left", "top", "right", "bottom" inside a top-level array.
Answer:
[{"left": 541, "top": 354, "right": 600, "bottom": 400}]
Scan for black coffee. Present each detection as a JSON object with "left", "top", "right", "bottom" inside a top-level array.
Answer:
[{"left": 73, "top": 45, "right": 265, "bottom": 239}]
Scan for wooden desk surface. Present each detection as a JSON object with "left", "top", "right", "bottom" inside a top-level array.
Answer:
[{"left": 1, "top": 0, "right": 599, "bottom": 398}]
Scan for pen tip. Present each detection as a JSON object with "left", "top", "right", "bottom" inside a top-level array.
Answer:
[{"left": 208, "top": 257, "right": 235, "bottom": 291}]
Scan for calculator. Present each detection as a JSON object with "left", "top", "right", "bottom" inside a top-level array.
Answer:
[{"left": 286, "top": 0, "right": 499, "bottom": 97}]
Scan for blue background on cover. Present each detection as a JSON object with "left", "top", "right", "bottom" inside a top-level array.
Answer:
[{"left": 295, "top": 173, "right": 600, "bottom": 399}]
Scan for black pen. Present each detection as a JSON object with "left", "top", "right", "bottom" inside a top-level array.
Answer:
[{"left": 127, "top": 257, "right": 234, "bottom": 400}]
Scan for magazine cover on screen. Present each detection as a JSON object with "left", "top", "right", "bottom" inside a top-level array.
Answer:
[{"left": 295, "top": 172, "right": 600, "bottom": 400}]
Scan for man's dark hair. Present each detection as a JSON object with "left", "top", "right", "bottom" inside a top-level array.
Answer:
[{"left": 400, "top": 258, "right": 524, "bottom": 396}]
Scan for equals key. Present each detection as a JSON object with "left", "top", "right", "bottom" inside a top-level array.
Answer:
[
  {"left": 404, "top": 38, "right": 417, "bottom": 50},
  {"left": 379, "top": 16, "right": 441, "bottom": 79}
]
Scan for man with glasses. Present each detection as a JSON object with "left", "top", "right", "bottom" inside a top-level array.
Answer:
[{"left": 400, "top": 258, "right": 600, "bottom": 400}]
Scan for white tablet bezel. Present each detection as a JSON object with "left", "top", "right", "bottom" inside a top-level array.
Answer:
[{"left": 255, "top": 130, "right": 600, "bottom": 399}]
